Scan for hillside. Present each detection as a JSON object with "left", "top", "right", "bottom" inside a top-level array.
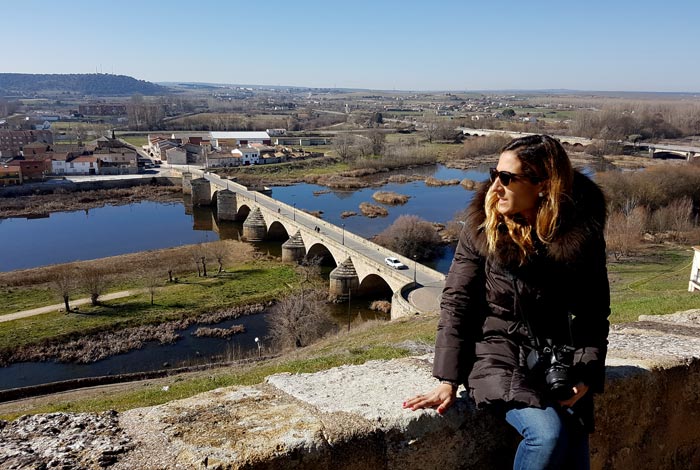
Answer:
[{"left": 0, "top": 73, "right": 168, "bottom": 97}]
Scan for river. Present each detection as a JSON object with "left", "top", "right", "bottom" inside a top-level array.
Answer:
[
  {"left": 1, "top": 164, "right": 489, "bottom": 273},
  {"left": 0, "top": 163, "right": 489, "bottom": 390}
]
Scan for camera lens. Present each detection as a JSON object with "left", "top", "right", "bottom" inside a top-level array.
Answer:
[{"left": 545, "top": 364, "right": 574, "bottom": 400}]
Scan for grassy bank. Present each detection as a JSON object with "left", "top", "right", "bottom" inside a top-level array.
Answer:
[
  {"left": 608, "top": 246, "right": 697, "bottom": 323},
  {"left": 0, "top": 262, "right": 296, "bottom": 353}
]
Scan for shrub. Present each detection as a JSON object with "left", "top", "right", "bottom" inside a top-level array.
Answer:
[
  {"left": 606, "top": 205, "right": 648, "bottom": 260},
  {"left": 457, "top": 134, "right": 512, "bottom": 159},
  {"left": 373, "top": 215, "right": 443, "bottom": 260},
  {"left": 598, "top": 165, "right": 700, "bottom": 212}
]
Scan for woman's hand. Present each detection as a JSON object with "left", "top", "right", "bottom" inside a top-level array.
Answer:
[
  {"left": 559, "top": 382, "right": 589, "bottom": 408},
  {"left": 403, "top": 383, "right": 457, "bottom": 414}
]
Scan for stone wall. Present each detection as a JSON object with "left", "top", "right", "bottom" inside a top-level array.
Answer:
[{"left": 3, "top": 310, "right": 700, "bottom": 469}]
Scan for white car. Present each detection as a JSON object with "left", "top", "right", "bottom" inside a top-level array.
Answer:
[{"left": 384, "top": 257, "right": 407, "bottom": 269}]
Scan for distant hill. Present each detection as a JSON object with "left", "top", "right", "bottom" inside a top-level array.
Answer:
[{"left": 0, "top": 73, "right": 169, "bottom": 96}]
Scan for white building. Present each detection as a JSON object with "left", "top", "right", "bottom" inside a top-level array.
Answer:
[
  {"left": 50, "top": 153, "right": 72, "bottom": 175},
  {"left": 63, "top": 155, "right": 100, "bottom": 175},
  {"left": 209, "top": 131, "right": 271, "bottom": 149},
  {"left": 232, "top": 147, "right": 260, "bottom": 165},
  {"left": 690, "top": 246, "right": 700, "bottom": 292}
]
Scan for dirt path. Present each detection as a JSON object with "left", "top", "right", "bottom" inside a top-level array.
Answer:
[{"left": 0, "top": 289, "right": 145, "bottom": 323}]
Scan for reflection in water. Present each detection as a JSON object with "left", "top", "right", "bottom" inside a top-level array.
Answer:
[
  {"left": 1, "top": 164, "right": 488, "bottom": 272},
  {"left": 1, "top": 163, "right": 491, "bottom": 387}
]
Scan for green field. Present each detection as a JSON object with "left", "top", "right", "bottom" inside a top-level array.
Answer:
[
  {"left": 608, "top": 247, "right": 697, "bottom": 323},
  {"left": 0, "top": 262, "right": 297, "bottom": 352}
]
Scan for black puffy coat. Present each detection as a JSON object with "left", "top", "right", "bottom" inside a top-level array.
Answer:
[{"left": 433, "top": 170, "right": 610, "bottom": 431}]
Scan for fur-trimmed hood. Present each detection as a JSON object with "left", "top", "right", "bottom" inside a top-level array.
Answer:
[{"left": 464, "top": 170, "right": 607, "bottom": 267}]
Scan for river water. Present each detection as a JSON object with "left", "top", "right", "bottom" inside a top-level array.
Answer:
[
  {"left": 0, "top": 164, "right": 490, "bottom": 389},
  {"left": 1, "top": 164, "right": 488, "bottom": 273}
]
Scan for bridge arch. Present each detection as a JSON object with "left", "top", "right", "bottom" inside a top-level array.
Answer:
[
  {"left": 357, "top": 273, "right": 393, "bottom": 298},
  {"left": 306, "top": 243, "right": 338, "bottom": 267},
  {"left": 267, "top": 220, "right": 290, "bottom": 241},
  {"left": 237, "top": 204, "right": 252, "bottom": 221}
]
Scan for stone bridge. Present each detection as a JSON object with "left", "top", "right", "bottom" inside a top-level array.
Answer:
[
  {"left": 458, "top": 127, "right": 700, "bottom": 161},
  {"left": 457, "top": 128, "right": 594, "bottom": 146},
  {"left": 178, "top": 169, "right": 445, "bottom": 318}
]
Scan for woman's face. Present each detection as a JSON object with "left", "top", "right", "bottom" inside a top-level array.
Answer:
[{"left": 491, "top": 150, "right": 545, "bottom": 223}]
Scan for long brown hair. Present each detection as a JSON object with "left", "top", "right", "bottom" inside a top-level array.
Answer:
[{"left": 482, "top": 135, "right": 574, "bottom": 262}]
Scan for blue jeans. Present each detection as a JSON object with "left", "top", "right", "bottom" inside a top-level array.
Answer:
[{"left": 505, "top": 405, "right": 589, "bottom": 470}]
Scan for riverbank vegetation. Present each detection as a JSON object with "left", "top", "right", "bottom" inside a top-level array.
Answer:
[
  {"left": 0, "top": 185, "right": 182, "bottom": 219},
  {"left": 371, "top": 191, "right": 409, "bottom": 205},
  {"left": 0, "top": 240, "right": 695, "bottom": 420},
  {"left": 0, "top": 260, "right": 296, "bottom": 366}
]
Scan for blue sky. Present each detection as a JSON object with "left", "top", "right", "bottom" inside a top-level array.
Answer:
[{"left": 2, "top": 0, "right": 698, "bottom": 92}]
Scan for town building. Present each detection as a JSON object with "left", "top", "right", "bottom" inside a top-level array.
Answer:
[
  {"left": 209, "top": 131, "right": 271, "bottom": 149},
  {"left": 165, "top": 147, "right": 187, "bottom": 165},
  {"left": 0, "top": 130, "right": 53, "bottom": 157},
  {"left": 205, "top": 151, "right": 241, "bottom": 168},
  {"left": 232, "top": 147, "right": 260, "bottom": 165},
  {"left": 0, "top": 165, "right": 22, "bottom": 186},
  {"left": 50, "top": 153, "right": 72, "bottom": 175},
  {"left": 273, "top": 136, "right": 329, "bottom": 146},
  {"left": 19, "top": 159, "right": 50, "bottom": 181},
  {"left": 68, "top": 156, "right": 99, "bottom": 175},
  {"left": 95, "top": 150, "right": 139, "bottom": 175}
]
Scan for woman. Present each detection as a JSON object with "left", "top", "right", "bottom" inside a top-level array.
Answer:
[{"left": 404, "top": 135, "right": 610, "bottom": 469}]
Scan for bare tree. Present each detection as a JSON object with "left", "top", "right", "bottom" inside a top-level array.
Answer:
[
  {"left": 266, "top": 287, "right": 335, "bottom": 349},
  {"left": 606, "top": 205, "right": 648, "bottom": 260},
  {"left": 365, "top": 129, "right": 386, "bottom": 156},
  {"left": 79, "top": 266, "right": 111, "bottom": 306},
  {"left": 332, "top": 133, "right": 357, "bottom": 161},
  {"left": 50, "top": 265, "right": 76, "bottom": 313},
  {"left": 651, "top": 196, "right": 694, "bottom": 241},
  {"left": 424, "top": 118, "right": 439, "bottom": 143},
  {"left": 190, "top": 246, "right": 204, "bottom": 277},
  {"left": 140, "top": 270, "right": 162, "bottom": 305},
  {"left": 209, "top": 241, "right": 228, "bottom": 274},
  {"left": 265, "top": 257, "right": 333, "bottom": 349}
]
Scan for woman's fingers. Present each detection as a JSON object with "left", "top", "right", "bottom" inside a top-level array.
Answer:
[
  {"left": 559, "top": 382, "right": 589, "bottom": 408},
  {"left": 403, "top": 384, "right": 457, "bottom": 412}
]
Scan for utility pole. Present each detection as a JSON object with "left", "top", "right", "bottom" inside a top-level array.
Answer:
[{"left": 347, "top": 288, "right": 351, "bottom": 332}]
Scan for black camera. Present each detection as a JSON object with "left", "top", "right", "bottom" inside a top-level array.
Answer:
[{"left": 526, "top": 343, "right": 575, "bottom": 401}]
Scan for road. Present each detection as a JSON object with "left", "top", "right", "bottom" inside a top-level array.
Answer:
[{"left": 0, "top": 289, "right": 145, "bottom": 323}]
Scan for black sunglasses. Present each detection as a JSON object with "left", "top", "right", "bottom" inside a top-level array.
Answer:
[{"left": 489, "top": 168, "right": 542, "bottom": 186}]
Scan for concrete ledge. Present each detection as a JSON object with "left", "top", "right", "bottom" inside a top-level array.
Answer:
[{"left": 4, "top": 310, "right": 700, "bottom": 469}]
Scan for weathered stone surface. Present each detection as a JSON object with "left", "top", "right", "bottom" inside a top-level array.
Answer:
[
  {"left": 115, "top": 385, "right": 333, "bottom": 469},
  {"left": 0, "top": 410, "right": 133, "bottom": 470},
  {"left": 5, "top": 310, "right": 700, "bottom": 469}
]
